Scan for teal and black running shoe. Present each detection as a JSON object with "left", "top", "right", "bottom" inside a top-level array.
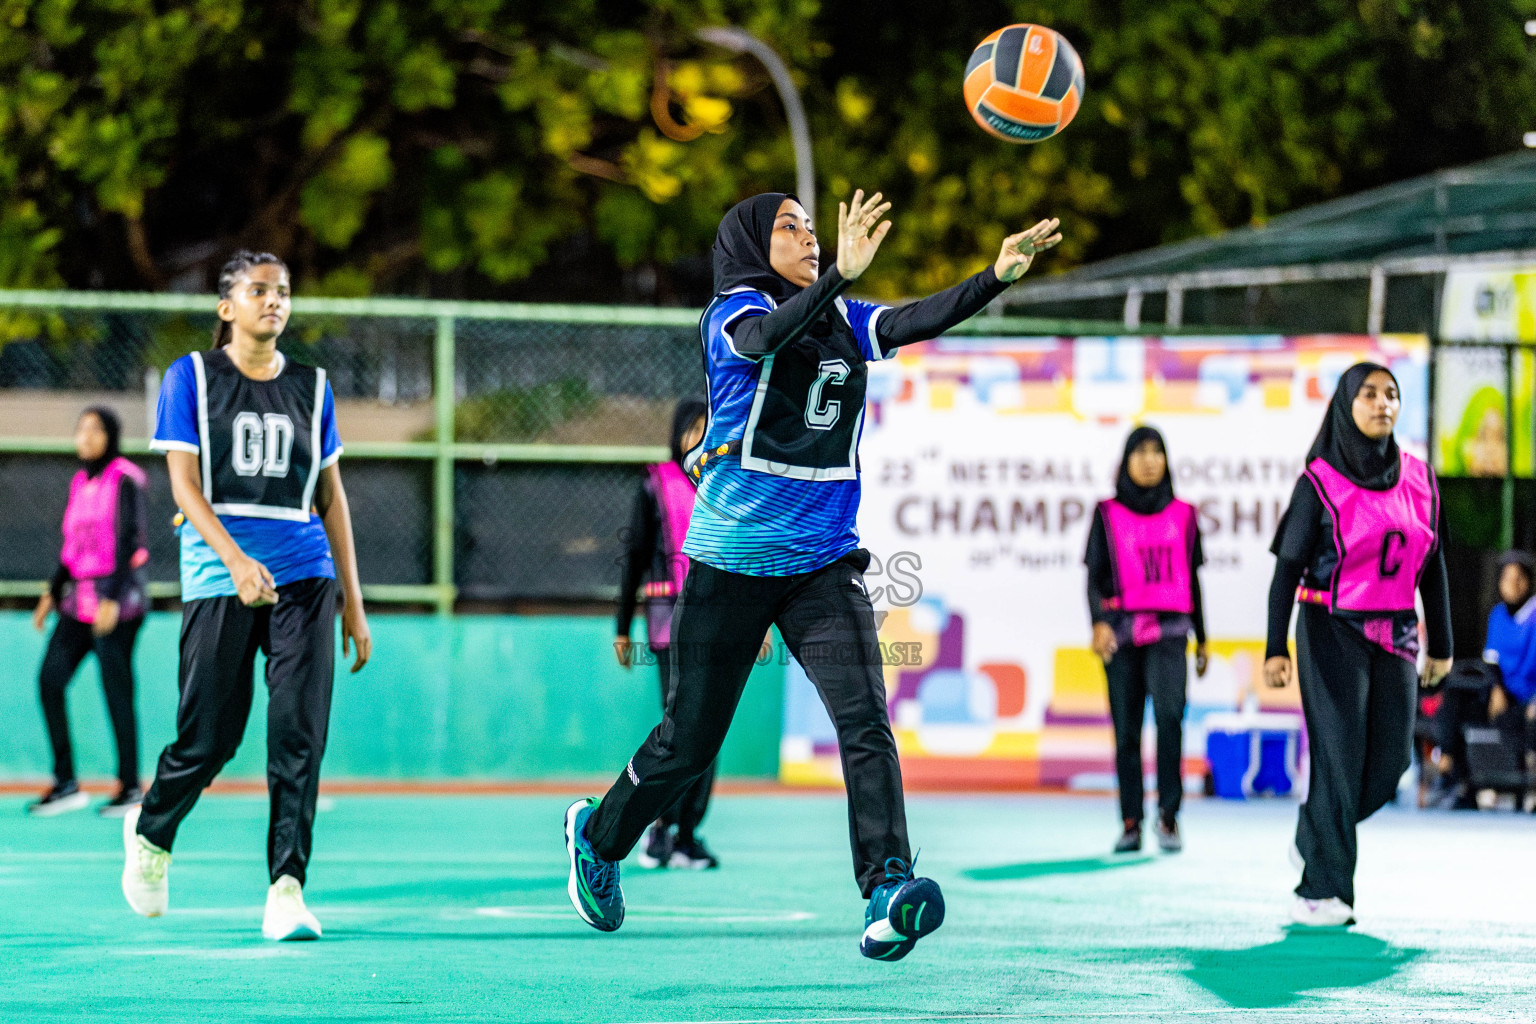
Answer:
[
  {"left": 859, "top": 856, "right": 944, "bottom": 961},
  {"left": 564, "top": 799, "right": 624, "bottom": 932}
]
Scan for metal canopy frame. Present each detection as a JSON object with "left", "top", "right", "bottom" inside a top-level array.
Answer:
[{"left": 1001, "top": 150, "right": 1536, "bottom": 332}]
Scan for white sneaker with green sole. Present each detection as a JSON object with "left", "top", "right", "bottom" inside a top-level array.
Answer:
[
  {"left": 121, "top": 805, "right": 169, "bottom": 917},
  {"left": 263, "top": 875, "right": 322, "bottom": 941}
]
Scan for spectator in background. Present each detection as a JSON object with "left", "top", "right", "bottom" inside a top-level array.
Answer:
[
  {"left": 1434, "top": 551, "right": 1536, "bottom": 808},
  {"left": 613, "top": 396, "right": 720, "bottom": 870},
  {"left": 28, "top": 406, "right": 149, "bottom": 818}
]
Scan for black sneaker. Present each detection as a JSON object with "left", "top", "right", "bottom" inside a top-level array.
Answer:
[
  {"left": 668, "top": 836, "right": 720, "bottom": 870},
  {"left": 27, "top": 780, "right": 90, "bottom": 817},
  {"left": 636, "top": 823, "right": 674, "bottom": 869},
  {"left": 1113, "top": 819, "right": 1142, "bottom": 854},
  {"left": 860, "top": 856, "right": 944, "bottom": 961},
  {"left": 98, "top": 787, "right": 144, "bottom": 818}
]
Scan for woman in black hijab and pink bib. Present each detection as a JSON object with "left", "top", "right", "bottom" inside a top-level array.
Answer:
[
  {"left": 1265, "top": 362, "right": 1451, "bottom": 927},
  {"left": 1086, "top": 426, "right": 1208, "bottom": 856}
]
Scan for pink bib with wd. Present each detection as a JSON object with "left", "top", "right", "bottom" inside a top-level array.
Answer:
[
  {"left": 1101, "top": 498, "right": 1197, "bottom": 615},
  {"left": 1303, "top": 451, "right": 1437, "bottom": 614}
]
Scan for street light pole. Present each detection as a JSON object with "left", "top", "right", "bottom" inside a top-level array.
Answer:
[
  {"left": 1527, "top": 21, "right": 1536, "bottom": 148},
  {"left": 696, "top": 26, "right": 816, "bottom": 225}
]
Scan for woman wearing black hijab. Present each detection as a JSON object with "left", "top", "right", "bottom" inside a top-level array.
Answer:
[
  {"left": 1432, "top": 550, "right": 1536, "bottom": 808},
  {"left": 564, "top": 189, "right": 1061, "bottom": 961},
  {"left": 28, "top": 406, "right": 149, "bottom": 817},
  {"left": 1085, "top": 426, "right": 1207, "bottom": 854},
  {"left": 1265, "top": 363, "right": 1451, "bottom": 926},
  {"left": 613, "top": 396, "right": 719, "bottom": 870}
]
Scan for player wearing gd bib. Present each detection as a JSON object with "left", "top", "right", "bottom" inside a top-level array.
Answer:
[
  {"left": 122, "top": 251, "right": 372, "bottom": 942},
  {"left": 564, "top": 190, "right": 1062, "bottom": 961}
]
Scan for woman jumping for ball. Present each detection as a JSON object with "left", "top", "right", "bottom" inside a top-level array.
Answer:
[
  {"left": 563, "top": 189, "right": 1060, "bottom": 960},
  {"left": 1265, "top": 363, "right": 1450, "bottom": 926},
  {"left": 122, "top": 251, "right": 371, "bottom": 941}
]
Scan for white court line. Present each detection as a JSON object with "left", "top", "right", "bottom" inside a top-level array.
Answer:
[
  {"left": 610, "top": 1011, "right": 1510, "bottom": 1024},
  {"left": 477, "top": 905, "right": 815, "bottom": 924},
  {"left": 0, "top": 852, "right": 552, "bottom": 864}
]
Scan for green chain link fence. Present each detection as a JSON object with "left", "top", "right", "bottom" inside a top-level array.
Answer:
[{"left": 0, "top": 291, "right": 1127, "bottom": 612}]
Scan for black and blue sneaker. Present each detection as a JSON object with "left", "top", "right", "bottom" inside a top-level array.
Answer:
[
  {"left": 564, "top": 799, "right": 625, "bottom": 932},
  {"left": 859, "top": 857, "right": 944, "bottom": 962}
]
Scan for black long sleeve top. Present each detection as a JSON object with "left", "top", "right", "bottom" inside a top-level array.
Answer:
[
  {"left": 1265, "top": 475, "right": 1452, "bottom": 660},
  {"left": 615, "top": 478, "right": 663, "bottom": 637},
  {"left": 728, "top": 265, "right": 1011, "bottom": 356},
  {"left": 1083, "top": 504, "right": 1208, "bottom": 646},
  {"left": 49, "top": 474, "right": 148, "bottom": 605}
]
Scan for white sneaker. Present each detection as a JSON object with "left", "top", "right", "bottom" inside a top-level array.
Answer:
[
  {"left": 1290, "top": 896, "right": 1355, "bottom": 927},
  {"left": 120, "top": 805, "right": 169, "bottom": 917},
  {"left": 262, "top": 875, "right": 322, "bottom": 941}
]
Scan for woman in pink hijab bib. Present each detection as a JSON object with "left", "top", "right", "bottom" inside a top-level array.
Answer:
[{"left": 1265, "top": 363, "right": 1452, "bottom": 928}]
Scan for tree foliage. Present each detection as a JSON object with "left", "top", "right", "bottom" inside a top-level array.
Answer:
[{"left": 1, "top": 0, "right": 1533, "bottom": 302}]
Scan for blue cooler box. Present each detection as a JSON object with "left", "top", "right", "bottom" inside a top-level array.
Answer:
[{"left": 1203, "top": 712, "right": 1302, "bottom": 799}]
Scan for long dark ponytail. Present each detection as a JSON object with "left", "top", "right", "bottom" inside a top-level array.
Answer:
[{"left": 212, "top": 250, "right": 289, "bottom": 349}]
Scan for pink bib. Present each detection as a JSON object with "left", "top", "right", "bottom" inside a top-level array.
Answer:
[
  {"left": 643, "top": 461, "right": 697, "bottom": 649},
  {"left": 1101, "top": 498, "right": 1197, "bottom": 615},
  {"left": 59, "top": 457, "right": 149, "bottom": 623},
  {"left": 1304, "top": 452, "right": 1437, "bottom": 614},
  {"left": 60, "top": 458, "right": 147, "bottom": 581}
]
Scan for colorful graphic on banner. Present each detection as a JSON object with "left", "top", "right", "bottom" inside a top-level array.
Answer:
[
  {"left": 779, "top": 334, "right": 1430, "bottom": 789},
  {"left": 1441, "top": 265, "right": 1536, "bottom": 343},
  {"left": 1433, "top": 346, "right": 1534, "bottom": 478}
]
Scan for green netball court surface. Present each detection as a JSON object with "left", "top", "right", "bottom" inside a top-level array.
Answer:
[{"left": 3, "top": 791, "right": 1532, "bottom": 1023}]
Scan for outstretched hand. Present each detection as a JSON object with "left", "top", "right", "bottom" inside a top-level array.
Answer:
[
  {"left": 836, "top": 189, "right": 893, "bottom": 281},
  {"left": 994, "top": 218, "right": 1063, "bottom": 283}
]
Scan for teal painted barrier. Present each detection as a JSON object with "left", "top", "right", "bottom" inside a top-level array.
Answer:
[{"left": 0, "top": 612, "right": 782, "bottom": 782}]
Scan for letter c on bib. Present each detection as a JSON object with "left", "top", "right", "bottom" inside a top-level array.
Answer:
[
  {"left": 805, "top": 359, "right": 850, "bottom": 431},
  {"left": 1379, "top": 530, "right": 1406, "bottom": 578}
]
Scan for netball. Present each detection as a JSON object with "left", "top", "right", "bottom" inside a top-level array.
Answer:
[{"left": 963, "top": 23, "right": 1086, "bottom": 143}]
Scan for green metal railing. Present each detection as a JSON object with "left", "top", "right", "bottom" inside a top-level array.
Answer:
[{"left": 0, "top": 289, "right": 1128, "bottom": 612}]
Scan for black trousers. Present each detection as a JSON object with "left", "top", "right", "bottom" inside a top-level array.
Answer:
[
  {"left": 1105, "top": 635, "right": 1187, "bottom": 823},
  {"left": 38, "top": 614, "right": 142, "bottom": 787},
  {"left": 652, "top": 644, "right": 715, "bottom": 841},
  {"left": 586, "top": 551, "right": 910, "bottom": 897},
  {"left": 138, "top": 577, "right": 336, "bottom": 885},
  {"left": 1293, "top": 604, "right": 1416, "bottom": 906}
]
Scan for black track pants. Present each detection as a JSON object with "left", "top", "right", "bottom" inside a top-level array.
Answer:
[
  {"left": 38, "top": 614, "right": 142, "bottom": 787},
  {"left": 1105, "top": 635, "right": 1188, "bottom": 823},
  {"left": 585, "top": 551, "right": 911, "bottom": 897},
  {"left": 137, "top": 577, "right": 336, "bottom": 885},
  {"left": 652, "top": 644, "right": 715, "bottom": 842},
  {"left": 1293, "top": 604, "right": 1416, "bottom": 906}
]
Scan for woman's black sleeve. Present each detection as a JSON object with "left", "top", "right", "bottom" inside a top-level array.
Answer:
[
  {"left": 728, "top": 268, "right": 852, "bottom": 358},
  {"left": 874, "top": 267, "right": 1011, "bottom": 353},
  {"left": 100, "top": 474, "right": 147, "bottom": 602},
  {"left": 1190, "top": 527, "right": 1207, "bottom": 645},
  {"left": 1266, "top": 477, "right": 1324, "bottom": 659},
  {"left": 615, "top": 483, "right": 659, "bottom": 638},
  {"left": 1266, "top": 559, "right": 1305, "bottom": 660},
  {"left": 1419, "top": 501, "right": 1453, "bottom": 660},
  {"left": 1083, "top": 506, "right": 1113, "bottom": 625},
  {"left": 48, "top": 563, "right": 69, "bottom": 604}
]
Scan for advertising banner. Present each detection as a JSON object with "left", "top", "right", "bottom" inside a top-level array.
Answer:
[
  {"left": 780, "top": 334, "right": 1430, "bottom": 789},
  {"left": 1440, "top": 265, "right": 1536, "bottom": 343}
]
